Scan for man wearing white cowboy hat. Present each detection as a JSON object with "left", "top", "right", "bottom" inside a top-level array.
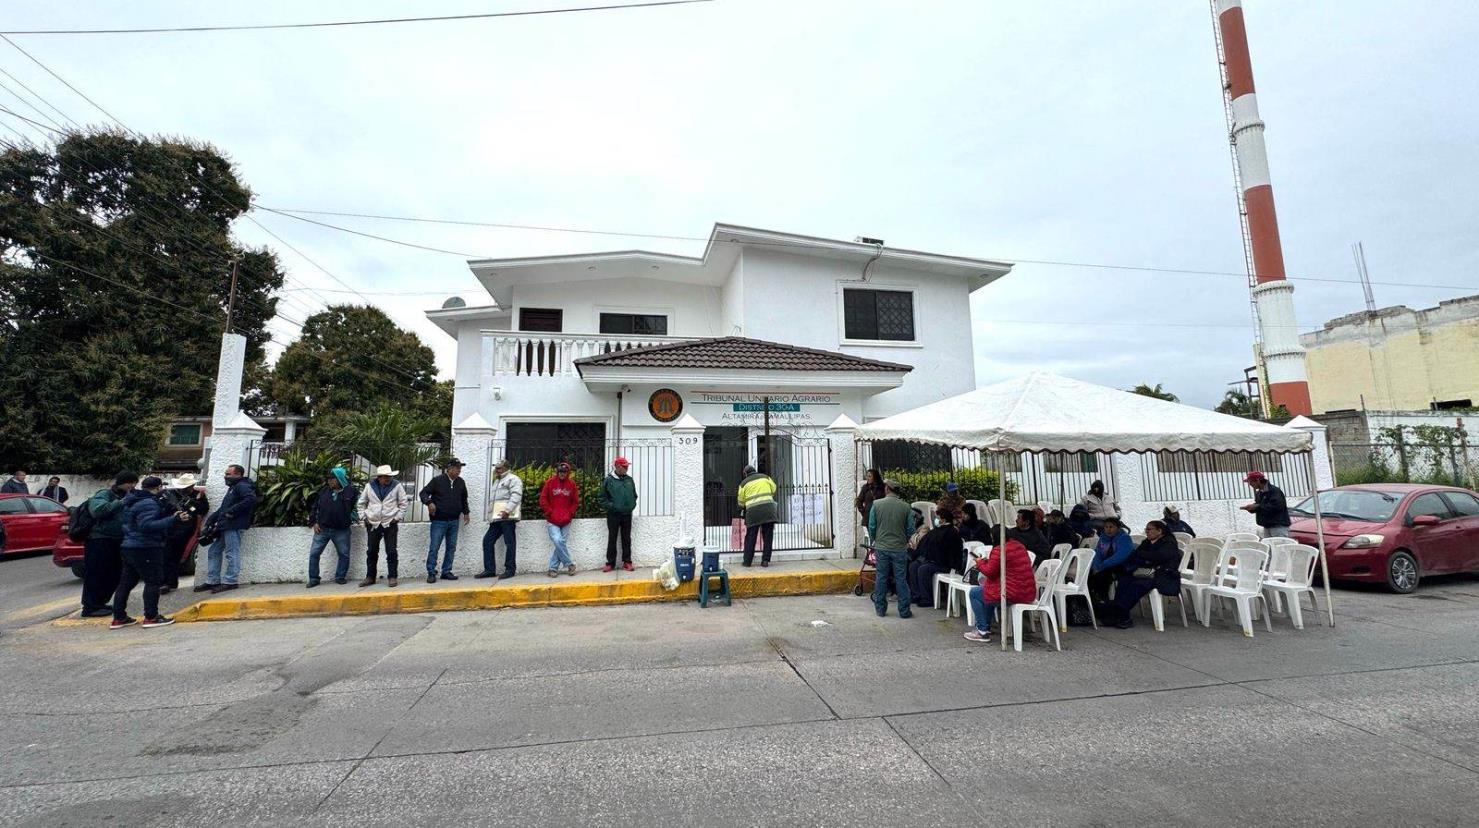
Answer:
[
  {"left": 160, "top": 473, "right": 209, "bottom": 594},
  {"left": 358, "top": 464, "right": 408, "bottom": 587}
]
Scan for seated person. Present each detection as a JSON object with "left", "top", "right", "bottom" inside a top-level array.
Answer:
[
  {"left": 1104, "top": 520, "right": 1182, "bottom": 629},
  {"left": 962, "top": 539, "right": 1038, "bottom": 643},
  {"left": 908, "top": 507, "right": 965, "bottom": 608},
  {"left": 1067, "top": 503, "right": 1095, "bottom": 541},
  {"left": 1004, "top": 509, "right": 1051, "bottom": 560},
  {"left": 1162, "top": 505, "right": 1196, "bottom": 538},
  {"left": 936, "top": 482, "right": 966, "bottom": 517},
  {"left": 1044, "top": 509, "right": 1082, "bottom": 550},
  {"left": 906, "top": 508, "right": 930, "bottom": 554},
  {"left": 1088, "top": 516, "right": 1135, "bottom": 604},
  {"left": 959, "top": 502, "right": 992, "bottom": 545}
]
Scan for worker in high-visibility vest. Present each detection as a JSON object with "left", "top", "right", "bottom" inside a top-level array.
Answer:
[{"left": 737, "top": 464, "right": 779, "bottom": 567}]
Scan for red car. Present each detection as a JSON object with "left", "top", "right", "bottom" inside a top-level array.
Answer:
[
  {"left": 0, "top": 493, "right": 69, "bottom": 557},
  {"left": 1288, "top": 483, "right": 1479, "bottom": 593},
  {"left": 52, "top": 510, "right": 200, "bottom": 580}
]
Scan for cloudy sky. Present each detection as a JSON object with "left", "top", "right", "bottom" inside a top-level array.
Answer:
[{"left": 3, "top": 0, "right": 1476, "bottom": 407}]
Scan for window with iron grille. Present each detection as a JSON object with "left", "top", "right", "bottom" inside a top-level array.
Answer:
[
  {"left": 599, "top": 313, "right": 668, "bottom": 335},
  {"left": 1156, "top": 451, "right": 1284, "bottom": 474},
  {"left": 1042, "top": 452, "right": 1099, "bottom": 473},
  {"left": 504, "top": 422, "right": 607, "bottom": 470},
  {"left": 518, "top": 307, "right": 563, "bottom": 332},
  {"left": 167, "top": 424, "right": 202, "bottom": 446},
  {"left": 843, "top": 288, "right": 915, "bottom": 341}
]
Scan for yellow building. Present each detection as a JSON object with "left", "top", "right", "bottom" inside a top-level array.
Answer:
[{"left": 1301, "top": 295, "right": 1479, "bottom": 413}]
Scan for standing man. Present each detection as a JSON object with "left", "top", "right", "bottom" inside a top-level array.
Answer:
[
  {"left": 479, "top": 459, "right": 523, "bottom": 579},
  {"left": 867, "top": 479, "right": 916, "bottom": 618},
  {"left": 599, "top": 457, "right": 637, "bottom": 572},
  {"left": 1241, "top": 470, "right": 1291, "bottom": 538},
  {"left": 306, "top": 467, "right": 357, "bottom": 588},
  {"left": 160, "top": 474, "right": 208, "bottom": 594},
  {"left": 112, "top": 476, "right": 189, "bottom": 629},
  {"left": 1, "top": 470, "right": 27, "bottom": 494},
  {"left": 79, "top": 471, "right": 137, "bottom": 617},
  {"left": 539, "top": 462, "right": 579, "bottom": 578},
  {"left": 39, "top": 476, "right": 68, "bottom": 504},
  {"left": 199, "top": 464, "right": 256, "bottom": 595},
  {"left": 419, "top": 459, "right": 469, "bottom": 583},
  {"left": 737, "top": 464, "right": 778, "bottom": 568},
  {"left": 359, "top": 465, "right": 407, "bottom": 588}
]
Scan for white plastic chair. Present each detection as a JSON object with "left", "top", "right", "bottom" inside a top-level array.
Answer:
[
  {"left": 1078, "top": 534, "right": 1097, "bottom": 549},
  {"left": 935, "top": 541, "right": 986, "bottom": 611},
  {"left": 1172, "top": 532, "right": 1193, "bottom": 547},
  {"left": 910, "top": 501, "right": 937, "bottom": 529},
  {"left": 1129, "top": 533, "right": 1147, "bottom": 545},
  {"left": 1036, "top": 500, "right": 1055, "bottom": 513},
  {"left": 1181, "top": 542, "right": 1222, "bottom": 623},
  {"left": 1203, "top": 547, "right": 1271, "bottom": 637},
  {"left": 1223, "top": 532, "right": 1260, "bottom": 543},
  {"left": 986, "top": 499, "right": 1014, "bottom": 526},
  {"left": 1011, "top": 558, "right": 1066, "bottom": 652},
  {"left": 1053, "top": 547, "right": 1097, "bottom": 632},
  {"left": 945, "top": 543, "right": 990, "bottom": 623},
  {"left": 965, "top": 499, "right": 988, "bottom": 523},
  {"left": 1263, "top": 544, "right": 1320, "bottom": 629},
  {"left": 1048, "top": 542, "right": 1071, "bottom": 560}
]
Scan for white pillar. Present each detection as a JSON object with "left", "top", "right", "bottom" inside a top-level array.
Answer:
[
  {"left": 1286, "top": 416, "right": 1334, "bottom": 489},
  {"left": 826, "top": 415, "right": 859, "bottom": 557},
  {"left": 449, "top": 413, "right": 497, "bottom": 576},
  {"left": 206, "top": 412, "right": 266, "bottom": 508},
  {"left": 670, "top": 414, "right": 705, "bottom": 547},
  {"left": 212, "top": 332, "right": 247, "bottom": 429}
]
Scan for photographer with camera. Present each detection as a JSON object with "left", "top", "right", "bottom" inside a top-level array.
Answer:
[{"left": 75, "top": 472, "right": 139, "bottom": 618}]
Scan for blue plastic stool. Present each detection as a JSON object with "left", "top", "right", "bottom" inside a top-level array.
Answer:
[{"left": 699, "top": 569, "right": 731, "bottom": 607}]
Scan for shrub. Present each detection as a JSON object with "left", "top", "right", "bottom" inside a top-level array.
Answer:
[
  {"left": 255, "top": 449, "right": 368, "bottom": 527},
  {"left": 504, "top": 465, "right": 608, "bottom": 521},
  {"left": 880, "top": 467, "right": 1016, "bottom": 506},
  {"left": 318, "top": 404, "right": 447, "bottom": 474}
]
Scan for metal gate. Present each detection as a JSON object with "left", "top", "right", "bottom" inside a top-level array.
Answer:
[{"left": 702, "top": 431, "right": 833, "bottom": 553}]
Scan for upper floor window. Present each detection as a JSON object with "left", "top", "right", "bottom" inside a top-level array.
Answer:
[
  {"left": 843, "top": 288, "right": 914, "bottom": 342},
  {"left": 167, "top": 424, "right": 202, "bottom": 446},
  {"left": 600, "top": 313, "right": 668, "bottom": 336},
  {"left": 519, "top": 307, "right": 563, "bottom": 332}
]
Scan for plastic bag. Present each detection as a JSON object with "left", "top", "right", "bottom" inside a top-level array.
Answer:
[{"left": 654, "top": 559, "right": 680, "bottom": 591}]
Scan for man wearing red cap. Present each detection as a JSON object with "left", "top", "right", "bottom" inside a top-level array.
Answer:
[
  {"left": 598, "top": 457, "right": 638, "bottom": 571},
  {"left": 1241, "top": 471, "right": 1291, "bottom": 538}
]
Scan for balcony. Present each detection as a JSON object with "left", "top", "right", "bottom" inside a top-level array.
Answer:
[{"left": 484, "top": 331, "right": 694, "bottom": 377}]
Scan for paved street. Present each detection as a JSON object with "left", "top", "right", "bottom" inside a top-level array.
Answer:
[{"left": 4, "top": 552, "right": 1479, "bottom": 826}]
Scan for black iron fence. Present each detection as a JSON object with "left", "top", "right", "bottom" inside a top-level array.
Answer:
[
  {"left": 703, "top": 433, "right": 833, "bottom": 553},
  {"left": 1137, "top": 450, "right": 1312, "bottom": 503},
  {"left": 1332, "top": 441, "right": 1479, "bottom": 489},
  {"left": 243, "top": 440, "right": 442, "bottom": 523},
  {"left": 488, "top": 438, "right": 673, "bottom": 518}
]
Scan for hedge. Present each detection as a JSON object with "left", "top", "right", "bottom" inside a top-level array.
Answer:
[{"left": 879, "top": 467, "right": 1017, "bottom": 507}]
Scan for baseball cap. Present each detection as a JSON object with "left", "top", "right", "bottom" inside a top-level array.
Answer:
[
  {"left": 140, "top": 476, "right": 164, "bottom": 490},
  {"left": 1243, "top": 470, "right": 1266, "bottom": 483},
  {"left": 1164, "top": 503, "right": 1181, "bottom": 514},
  {"left": 945, "top": 482, "right": 959, "bottom": 492},
  {"left": 444, "top": 458, "right": 465, "bottom": 469},
  {"left": 556, "top": 461, "right": 572, "bottom": 472},
  {"left": 614, "top": 456, "right": 630, "bottom": 467}
]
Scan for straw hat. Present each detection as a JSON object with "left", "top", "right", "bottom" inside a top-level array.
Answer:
[
  {"left": 170, "top": 473, "right": 198, "bottom": 489},
  {"left": 373, "top": 464, "right": 399, "bottom": 477}
]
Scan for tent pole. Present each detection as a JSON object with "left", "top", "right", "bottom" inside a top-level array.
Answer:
[
  {"left": 1306, "top": 451, "right": 1335, "bottom": 627},
  {"left": 999, "top": 452, "right": 1008, "bottom": 652}
]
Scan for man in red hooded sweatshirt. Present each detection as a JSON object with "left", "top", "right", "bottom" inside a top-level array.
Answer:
[
  {"left": 963, "top": 539, "right": 1037, "bottom": 643},
  {"left": 539, "top": 462, "right": 579, "bottom": 577}
]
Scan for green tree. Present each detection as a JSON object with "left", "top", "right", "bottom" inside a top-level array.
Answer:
[
  {"left": 267, "top": 304, "right": 440, "bottom": 421},
  {"left": 1131, "top": 383, "right": 1179, "bottom": 403},
  {"left": 319, "top": 402, "right": 446, "bottom": 474},
  {"left": 0, "top": 132, "right": 284, "bottom": 474},
  {"left": 1214, "top": 389, "right": 1259, "bottom": 416}
]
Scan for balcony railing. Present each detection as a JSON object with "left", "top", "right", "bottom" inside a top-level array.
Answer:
[{"left": 485, "top": 332, "right": 693, "bottom": 377}]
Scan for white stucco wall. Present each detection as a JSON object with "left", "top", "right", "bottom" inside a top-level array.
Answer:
[
  {"left": 510, "top": 277, "right": 725, "bottom": 338},
  {"left": 735, "top": 247, "right": 977, "bottom": 419}
]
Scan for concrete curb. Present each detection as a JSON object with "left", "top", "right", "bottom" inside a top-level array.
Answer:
[{"left": 172, "top": 568, "right": 858, "bottom": 622}]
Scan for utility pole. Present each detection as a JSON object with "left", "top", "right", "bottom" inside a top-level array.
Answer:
[{"left": 223, "top": 253, "right": 241, "bottom": 333}]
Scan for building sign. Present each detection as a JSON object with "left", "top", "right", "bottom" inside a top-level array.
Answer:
[
  {"left": 690, "top": 391, "right": 840, "bottom": 426},
  {"left": 647, "top": 388, "right": 684, "bottom": 423}
]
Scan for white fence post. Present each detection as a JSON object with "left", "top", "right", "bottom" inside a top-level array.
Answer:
[
  {"left": 670, "top": 414, "right": 705, "bottom": 547},
  {"left": 826, "top": 415, "right": 859, "bottom": 557},
  {"left": 1287, "top": 415, "right": 1335, "bottom": 489},
  {"left": 450, "top": 413, "right": 498, "bottom": 573}
]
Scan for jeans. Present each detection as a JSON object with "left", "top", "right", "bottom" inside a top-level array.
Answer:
[
  {"left": 81, "top": 536, "right": 123, "bottom": 612},
  {"left": 967, "top": 585, "right": 999, "bottom": 634},
  {"left": 308, "top": 528, "right": 351, "bottom": 582},
  {"left": 1260, "top": 525, "right": 1291, "bottom": 539},
  {"left": 743, "top": 522, "right": 774, "bottom": 565},
  {"left": 483, "top": 520, "right": 517, "bottom": 574},
  {"left": 547, "top": 523, "right": 573, "bottom": 570},
  {"left": 606, "top": 513, "right": 633, "bottom": 565},
  {"left": 367, "top": 522, "right": 398, "bottom": 579},
  {"left": 114, "top": 545, "right": 163, "bottom": 621},
  {"left": 207, "top": 529, "right": 243, "bottom": 586},
  {"left": 871, "top": 548, "right": 911, "bottom": 616},
  {"left": 427, "top": 519, "right": 459, "bottom": 575}
]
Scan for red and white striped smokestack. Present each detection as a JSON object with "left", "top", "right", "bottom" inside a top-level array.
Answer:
[{"left": 1215, "top": 0, "right": 1312, "bottom": 415}]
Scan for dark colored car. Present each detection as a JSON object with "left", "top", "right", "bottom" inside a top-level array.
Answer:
[
  {"left": 1288, "top": 483, "right": 1479, "bottom": 593},
  {"left": 0, "top": 493, "right": 70, "bottom": 556},
  {"left": 52, "top": 506, "right": 200, "bottom": 580}
]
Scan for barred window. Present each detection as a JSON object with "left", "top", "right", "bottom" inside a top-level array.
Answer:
[{"left": 843, "top": 288, "right": 914, "bottom": 341}]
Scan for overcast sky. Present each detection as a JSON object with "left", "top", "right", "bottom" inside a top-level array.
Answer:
[{"left": 4, "top": 0, "right": 1476, "bottom": 407}]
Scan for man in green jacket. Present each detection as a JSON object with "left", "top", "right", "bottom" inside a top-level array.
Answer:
[
  {"left": 598, "top": 457, "right": 638, "bottom": 572},
  {"left": 867, "top": 479, "right": 916, "bottom": 618},
  {"left": 79, "top": 471, "right": 138, "bottom": 617}
]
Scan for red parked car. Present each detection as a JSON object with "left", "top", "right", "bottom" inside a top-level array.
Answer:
[
  {"left": 52, "top": 510, "right": 201, "bottom": 580},
  {"left": 1288, "top": 484, "right": 1479, "bottom": 593},
  {"left": 0, "top": 493, "right": 70, "bottom": 556}
]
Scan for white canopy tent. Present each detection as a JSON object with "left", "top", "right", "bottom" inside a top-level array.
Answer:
[{"left": 856, "top": 373, "right": 1332, "bottom": 647}]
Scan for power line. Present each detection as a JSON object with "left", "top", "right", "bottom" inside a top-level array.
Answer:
[
  {"left": 0, "top": 1, "right": 715, "bottom": 35},
  {"left": 0, "top": 35, "right": 126, "bottom": 127},
  {"left": 262, "top": 206, "right": 1479, "bottom": 295}
]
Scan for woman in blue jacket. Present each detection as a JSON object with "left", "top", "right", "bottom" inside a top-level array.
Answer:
[
  {"left": 1088, "top": 516, "right": 1135, "bottom": 605},
  {"left": 113, "top": 477, "right": 189, "bottom": 629}
]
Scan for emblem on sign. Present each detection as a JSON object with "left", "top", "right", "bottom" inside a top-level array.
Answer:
[{"left": 648, "top": 388, "right": 683, "bottom": 423}]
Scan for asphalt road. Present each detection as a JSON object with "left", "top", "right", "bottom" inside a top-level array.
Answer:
[{"left": 4, "top": 552, "right": 1479, "bottom": 826}]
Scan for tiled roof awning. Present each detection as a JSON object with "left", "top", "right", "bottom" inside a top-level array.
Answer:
[{"left": 574, "top": 337, "right": 913, "bottom": 374}]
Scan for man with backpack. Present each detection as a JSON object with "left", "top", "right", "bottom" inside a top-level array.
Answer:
[
  {"left": 76, "top": 471, "right": 138, "bottom": 618},
  {"left": 112, "top": 476, "right": 190, "bottom": 629}
]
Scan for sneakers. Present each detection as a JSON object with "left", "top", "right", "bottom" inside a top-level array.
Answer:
[
  {"left": 622, "top": 562, "right": 634, "bottom": 572},
  {"left": 109, "top": 616, "right": 137, "bottom": 630},
  {"left": 602, "top": 564, "right": 615, "bottom": 573},
  {"left": 546, "top": 569, "right": 558, "bottom": 578},
  {"left": 440, "top": 572, "right": 459, "bottom": 581},
  {"left": 210, "top": 584, "right": 238, "bottom": 595},
  {"left": 565, "top": 564, "right": 577, "bottom": 576},
  {"left": 963, "top": 630, "right": 992, "bottom": 643},
  {"left": 141, "top": 616, "right": 175, "bottom": 629},
  {"left": 193, "top": 583, "right": 217, "bottom": 593}
]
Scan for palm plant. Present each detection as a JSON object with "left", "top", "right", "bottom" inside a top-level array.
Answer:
[
  {"left": 320, "top": 403, "right": 446, "bottom": 474},
  {"left": 256, "top": 449, "right": 366, "bottom": 527}
]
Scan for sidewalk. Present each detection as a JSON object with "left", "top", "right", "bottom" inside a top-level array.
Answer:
[{"left": 93, "top": 559, "right": 859, "bottom": 623}]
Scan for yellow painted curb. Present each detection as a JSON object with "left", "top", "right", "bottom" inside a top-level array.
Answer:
[{"left": 173, "top": 568, "right": 857, "bottom": 622}]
